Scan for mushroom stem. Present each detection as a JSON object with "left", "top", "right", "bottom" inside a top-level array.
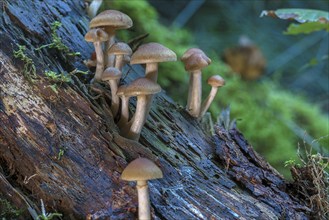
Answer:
[
  {"left": 104, "top": 31, "right": 116, "bottom": 67},
  {"left": 117, "top": 96, "right": 130, "bottom": 129},
  {"left": 114, "top": 54, "right": 124, "bottom": 70},
  {"left": 87, "top": 0, "right": 103, "bottom": 18},
  {"left": 140, "top": 63, "right": 159, "bottom": 126},
  {"left": 145, "top": 63, "right": 159, "bottom": 82},
  {"left": 199, "top": 86, "right": 218, "bottom": 118},
  {"left": 127, "top": 95, "right": 148, "bottom": 140},
  {"left": 186, "top": 70, "right": 202, "bottom": 117},
  {"left": 115, "top": 55, "right": 124, "bottom": 85},
  {"left": 94, "top": 41, "right": 104, "bottom": 81},
  {"left": 136, "top": 180, "right": 151, "bottom": 220},
  {"left": 108, "top": 80, "right": 120, "bottom": 116}
]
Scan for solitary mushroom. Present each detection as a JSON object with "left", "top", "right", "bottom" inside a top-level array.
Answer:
[
  {"left": 199, "top": 75, "right": 225, "bottom": 118},
  {"left": 121, "top": 157, "right": 163, "bottom": 220},
  {"left": 123, "top": 78, "right": 161, "bottom": 140},
  {"left": 89, "top": 10, "right": 133, "bottom": 67},
  {"left": 84, "top": 28, "right": 109, "bottom": 81},
  {"left": 101, "top": 67, "right": 122, "bottom": 116},
  {"left": 182, "top": 51, "right": 211, "bottom": 117},
  {"left": 130, "top": 42, "right": 177, "bottom": 82},
  {"left": 107, "top": 42, "right": 132, "bottom": 71}
]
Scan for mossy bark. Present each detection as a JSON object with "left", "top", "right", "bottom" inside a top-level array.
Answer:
[{"left": 0, "top": 0, "right": 310, "bottom": 219}]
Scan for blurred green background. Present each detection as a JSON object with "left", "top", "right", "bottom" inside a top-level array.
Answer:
[{"left": 98, "top": 0, "right": 329, "bottom": 178}]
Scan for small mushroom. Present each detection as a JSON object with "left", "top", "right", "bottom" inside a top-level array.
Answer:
[
  {"left": 89, "top": 10, "right": 133, "bottom": 67},
  {"left": 121, "top": 157, "right": 163, "bottom": 220},
  {"left": 101, "top": 67, "right": 122, "bottom": 116},
  {"left": 182, "top": 51, "right": 211, "bottom": 117},
  {"left": 199, "top": 75, "right": 225, "bottom": 118},
  {"left": 107, "top": 42, "right": 132, "bottom": 71},
  {"left": 123, "top": 78, "right": 161, "bottom": 140},
  {"left": 84, "top": 28, "right": 109, "bottom": 81}
]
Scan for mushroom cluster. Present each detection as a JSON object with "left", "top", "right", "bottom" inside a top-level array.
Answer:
[
  {"left": 182, "top": 48, "right": 225, "bottom": 118},
  {"left": 84, "top": 10, "right": 176, "bottom": 141},
  {"left": 84, "top": 11, "right": 226, "bottom": 141},
  {"left": 83, "top": 9, "right": 227, "bottom": 220}
]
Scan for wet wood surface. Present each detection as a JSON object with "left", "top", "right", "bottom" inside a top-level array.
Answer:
[{"left": 0, "top": 0, "right": 310, "bottom": 219}]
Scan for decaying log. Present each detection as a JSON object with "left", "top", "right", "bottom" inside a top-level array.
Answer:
[{"left": 0, "top": 0, "right": 311, "bottom": 219}]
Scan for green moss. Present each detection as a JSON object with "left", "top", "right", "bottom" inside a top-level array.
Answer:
[
  {"left": 13, "top": 44, "right": 37, "bottom": 79},
  {"left": 36, "top": 21, "right": 80, "bottom": 57},
  {"left": 0, "top": 198, "right": 24, "bottom": 218},
  {"left": 44, "top": 69, "right": 87, "bottom": 93}
]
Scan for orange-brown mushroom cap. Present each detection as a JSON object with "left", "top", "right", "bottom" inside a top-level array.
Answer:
[
  {"left": 181, "top": 48, "right": 206, "bottom": 62},
  {"left": 130, "top": 42, "right": 177, "bottom": 64},
  {"left": 184, "top": 53, "right": 211, "bottom": 72},
  {"left": 121, "top": 157, "right": 163, "bottom": 181},
  {"left": 207, "top": 75, "right": 225, "bottom": 87},
  {"left": 89, "top": 10, "right": 133, "bottom": 29}
]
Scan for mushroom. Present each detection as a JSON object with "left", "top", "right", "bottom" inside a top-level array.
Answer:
[
  {"left": 116, "top": 85, "right": 131, "bottom": 130},
  {"left": 107, "top": 42, "right": 132, "bottom": 71},
  {"left": 121, "top": 157, "right": 163, "bottom": 220},
  {"left": 101, "top": 67, "right": 122, "bottom": 116},
  {"left": 130, "top": 43, "right": 176, "bottom": 128},
  {"left": 89, "top": 10, "right": 133, "bottom": 67},
  {"left": 199, "top": 75, "right": 225, "bottom": 118},
  {"left": 130, "top": 42, "right": 177, "bottom": 82},
  {"left": 182, "top": 51, "right": 211, "bottom": 117},
  {"left": 84, "top": 28, "right": 109, "bottom": 81},
  {"left": 123, "top": 78, "right": 161, "bottom": 141}
]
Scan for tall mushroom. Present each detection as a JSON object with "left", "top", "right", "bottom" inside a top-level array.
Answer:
[
  {"left": 101, "top": 67, "right": 122, "bottom": 116},
  {"left": 123, "top": 78, "right": 161, "bottom": 141},
  {"left": 84, "top": 28, "right": 109, "bottom": 81},
  {"left": 107, "top": 42, "right": 132, "bottom": 71},
  {"left": 199, "top": 75, "right": 225, "bottom": 118},
  {"left": 182, "top": 51, "right": 211, "bottom": 117},
  {"left": 121, "top": 157, "right": 163, "bottom": 220},
  {"left": 130, "top": 43, "right": 176, "bottom": 127},
  {"left": 89, "top": 10, "right": 133, "bottom": 67}
]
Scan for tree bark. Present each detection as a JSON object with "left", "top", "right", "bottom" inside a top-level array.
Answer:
[{"left": 0, "top": 0, "right": 310, "bottom": 219}]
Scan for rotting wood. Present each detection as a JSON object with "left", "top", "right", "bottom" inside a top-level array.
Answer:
[{"left": 0, "top": 0, "right": 311, "bottom": 219}]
